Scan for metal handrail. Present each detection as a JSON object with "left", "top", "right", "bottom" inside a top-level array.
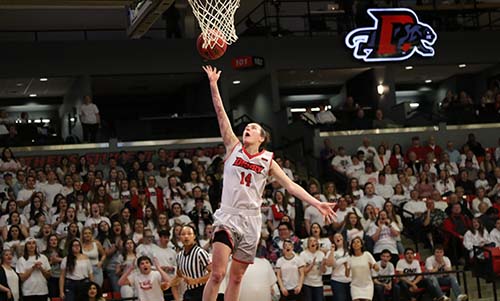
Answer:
[{"left": 372, "top": 269, "right": 469, "bottom": 296}]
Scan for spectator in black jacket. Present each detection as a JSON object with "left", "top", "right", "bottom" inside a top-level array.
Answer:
[
  {"left": 188, "top": 198, "right": 214, "bottom": 237},
  {"left": 466, "top": 133, "right": 486, "bottom": 157}
]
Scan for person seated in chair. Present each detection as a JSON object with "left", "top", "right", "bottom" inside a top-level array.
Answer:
[{"left": 425, "top": 246, "right": 468, "bottom": 301}]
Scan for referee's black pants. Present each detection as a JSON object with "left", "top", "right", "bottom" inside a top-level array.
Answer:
[{"left": 183, "top": 284, "right": 205, "bottom": 301}]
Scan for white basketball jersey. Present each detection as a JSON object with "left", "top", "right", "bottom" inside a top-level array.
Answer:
[{"left": 221, "top": 144, "right": 273, "bottom": 210}]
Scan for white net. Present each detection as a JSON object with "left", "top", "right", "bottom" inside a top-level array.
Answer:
[{"left": 188, "top": 0, "right": 240, "bottom": 49}]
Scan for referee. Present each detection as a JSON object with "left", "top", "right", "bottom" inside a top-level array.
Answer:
[{"left": 174, "top": 225, "right": 211, "bottom": 301}]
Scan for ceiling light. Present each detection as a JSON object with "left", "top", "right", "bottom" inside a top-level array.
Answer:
[
  {"left": 70, "top": 117, "right": 76, "bottom": 122},
  {"left": 311, "top": 107, "right": 320, "bottom": 112},
  {"left": 425, "top": 79, "right": 432, "bottom": 83},
  {"left": 232, "top": 80, "right": 241, "bottom": 85},
  {"left": 405, "top": 66, "right": 414, "bottom": 70},
  {"left": 39, "top": 78, "right": 48, "bottom": 82},
  {"left": 377, "top": 84, "right": 385, "bottom": 95},
  {"left": 458, "top": 64, "right": 467, "bottom": 68},
  {"left": 29, "top": 94, "right": 37, "bottom": 97},
  {"left": 290, "top": 108, "right": 306, "bottom": 113},
  {"left": 409, "top": 103, "right": 420, "bottom": 109},
  {"left": 34, "top": 119, "right": 42, "bottom": 123},
  {"left": 42, "top": 119, "right": 50, "bottom": 123},
  {"left": 286, "top": 94, "right": 328, "bottom": 101}
]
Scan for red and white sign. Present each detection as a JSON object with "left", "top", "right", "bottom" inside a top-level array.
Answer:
[{"left": 231, "top": 56, "right": 265, "bottom": 70}]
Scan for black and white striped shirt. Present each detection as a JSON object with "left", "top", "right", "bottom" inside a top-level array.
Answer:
[{"left": 176, "top": 245, "right": 211, "bottom": 290}]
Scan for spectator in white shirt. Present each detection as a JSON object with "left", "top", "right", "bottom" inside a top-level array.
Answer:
[
  {"left": 471, "top": 187, "right": 492, "bottom": 215},
  {"left": 425, "top": 247, "right": 467, "bottom": 301},
  {"left": 396, "top": 248, "right": 428, "bottom": 301},
  {"left": 375, "top": 173, "right": 393, "bottom": 200},
  {"left": 316, "top": 104, "right": 336, "bottom": 124},
  {"left": 324, "top": 182, "right": 341, "bottom": 203},
  {"left": 438, "top": 153, "right": 458, "bottom": 176},
  {"left": 475, "top": 170, "right": 490, "bottom": 192},
  {"left": 357, "top": 183, "right": 385, "bottom": 212},
  {"left": 193, "top": 148, "right": 211, "bottom": 169},
  {"left": 435, "top": 170, "right": 455, "bottom": 196},
  {"left": 276, "top": 158, "right": 294, "bottom": 180},
  {"left": 403, "top": 190, "right": 427, "bottom": 218},
  {"left": 357, "top": 138, "right": 377, "bottom": 160},
  {"left": 331, "top": 147, "right": 352, "bottom": 176},
  {"left": 373, "top": 249, "right": 400, "bottom": 301},
  {"left": 16, "top": 176, "right": 36, "bottom": 209},
  {"left": 459, "top": 150, "right": 479, "bottom": 170},
  {"left": 79, "top": 96, "right": 100, "bottom": 143},
  {"left": 346, "top": 156, "right": 365, "bottom": 180},
  {"left": 332, "top": 197, "right": 361, "bottom": 232},
  {"left": 300, "top": 107, "right": 317, "bottom": 125},
  {"left": 463, "top": 218, "right": 493, "bottom": 258},
  {"left": 359, "top": 162, "right": 379, "bottom": 186},
  {"left": 430, "top": 190, "right": 448, "bottom": 212},
  {"left": 488, "top": 167, "right": 500, "bottom": 199},
  {"left": 307, "top": 182, "right": 327, "bottom": 203},
  {"left": 276, "top": 240, "right": 305, "bottom": 300},
  {"left": 490, "top": 219, "right": 500, "bottom": 247},
  {"left": 389, "top": 184, "right": 408, "bottom": 207},
  {"left": 304, "top": 193, "right": 325, "bottom": 234},
  {"left": 495, "top": 137, "right": 500, "bottom": 164},
  {"left": 40, "top": 170, "right": 63, "bottom": 208}
]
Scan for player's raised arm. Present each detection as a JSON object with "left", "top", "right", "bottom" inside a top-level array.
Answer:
[
  {"left": 203, "top": 65, "right": 239, "bottom": 150},
  {"left": 270, "top": 160, "right": 336, "bottom": 224}
]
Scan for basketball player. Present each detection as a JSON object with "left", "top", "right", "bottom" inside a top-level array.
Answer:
[{"left": 201, "top": 65, "right": 336, "bottom": 301}]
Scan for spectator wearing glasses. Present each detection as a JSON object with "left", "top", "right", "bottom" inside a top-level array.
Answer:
[{"left": 268, "top": 222, "right": 302, "bottom": 265}]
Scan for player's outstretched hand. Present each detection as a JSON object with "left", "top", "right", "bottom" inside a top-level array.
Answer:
[
  {"left": 315, "top": 202, "right": 337, "bottom": 224},
  {"left": 202, "top": 65, "right": 221, "bottom": 83}
]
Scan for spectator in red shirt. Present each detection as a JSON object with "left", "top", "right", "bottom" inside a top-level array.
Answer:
[
  {"left": 130, "top": 188, "right": 149, "bottom": 220},
  {"left": 424, "top": 136, "right": 443, "bottom": 161},
  {"left": 407, "top": 136, "right": 426, "bottom": 161},
  {"left": 81, "top": 171, "right": 95, "bottom": 194},
  {"left": 443, "top": 203, "right": 472, "bottom": 265},
  {"left": 145, "top": 175, "right": 165, "bottom": 213}
]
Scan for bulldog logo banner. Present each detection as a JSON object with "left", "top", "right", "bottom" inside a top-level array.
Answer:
[{"left": 345, "top": 8, "right": 437, "bottom": 62}]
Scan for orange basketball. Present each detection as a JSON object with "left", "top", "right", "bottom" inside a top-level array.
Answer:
[{"left": 196, "top": 32, "right": 227, "bottom": 60}]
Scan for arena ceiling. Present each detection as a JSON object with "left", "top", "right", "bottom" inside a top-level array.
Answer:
[{"left": 0, "top": 63, "right": 494, "bottom": 103}]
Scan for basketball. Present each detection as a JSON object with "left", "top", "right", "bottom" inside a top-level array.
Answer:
[{"left": 196, "top": 32, "right": 227, "bottom": 60}]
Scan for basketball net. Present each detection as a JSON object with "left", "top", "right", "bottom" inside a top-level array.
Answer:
[{"left": 188, "top": 0, "right": 240, "bottom": 48}]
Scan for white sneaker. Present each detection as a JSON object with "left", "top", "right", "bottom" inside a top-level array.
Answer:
[{"left": 457, "top": 294, "right": 468, "bottom": 301}]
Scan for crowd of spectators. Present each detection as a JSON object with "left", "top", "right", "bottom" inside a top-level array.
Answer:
[
  {"left": 300, "top": 97, "right": 399, "bottom": 131},
  {"left": 0, "top": 110, "right": 58, "bottom": 147},
  {"left": 0, "top": 131, "right": 499, "bottom": 300},
  {"left": 301, "top": 85, "right": 500, "bottom": 131}
]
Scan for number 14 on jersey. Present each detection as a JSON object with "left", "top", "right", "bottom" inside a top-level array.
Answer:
[{"left": 240, "top": 172, "right": 252, "bottom": 187}]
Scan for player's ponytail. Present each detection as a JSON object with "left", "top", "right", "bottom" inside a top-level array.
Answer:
[{"left": 259, "top": 126, "right": 271, "bottom": 151}]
